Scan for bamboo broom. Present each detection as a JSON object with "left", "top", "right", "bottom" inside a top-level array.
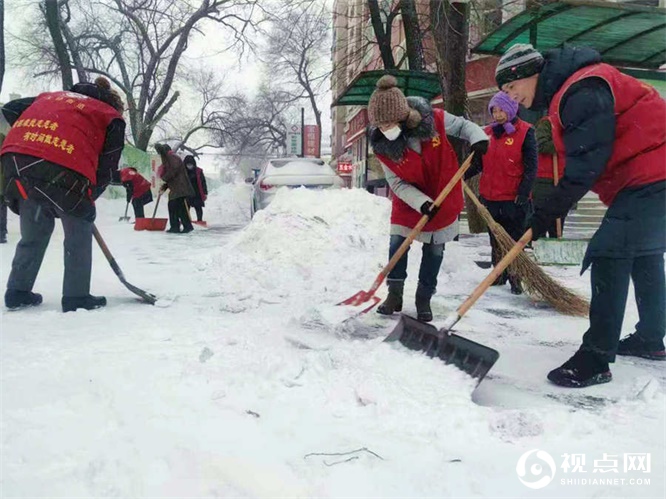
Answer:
[{"left": 462, "top": 181, "right": 589, "bottom": 317}]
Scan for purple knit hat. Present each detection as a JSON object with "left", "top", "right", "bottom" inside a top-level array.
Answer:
[{"left": 488, "top": 91, "right": 519, "bottom": 134}]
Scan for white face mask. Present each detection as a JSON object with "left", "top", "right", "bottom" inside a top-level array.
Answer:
[
  {"left": 186, "top": 163, "right": 194, "bottom": 170},
  {"left": 381, "top": 125, "right": 402, "bottom": 141}
]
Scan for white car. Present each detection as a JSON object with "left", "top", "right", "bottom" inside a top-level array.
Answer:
[{"left": 248, "top": 157, "right": 344, "bottom": 217}]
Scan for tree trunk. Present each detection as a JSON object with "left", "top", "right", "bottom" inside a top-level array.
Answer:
[
  {"left": 0, "top": 0, "right": 4, "bottom": 94},
  {"left": 401, "top": 0, "right": 424, "bottom": 70},
  {"left": 430, "top": 1, "right": 485, "bottom": 233},
  {"left": 44, "top": 0, "right": 73, "bottom": 90},
  {"left": 368, "top": 0, "right": 395, "bottom": 69}
]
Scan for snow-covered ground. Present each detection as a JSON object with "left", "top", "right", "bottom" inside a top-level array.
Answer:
[{"left": 1, "top": 184, "right": 664, "bottom": 497}]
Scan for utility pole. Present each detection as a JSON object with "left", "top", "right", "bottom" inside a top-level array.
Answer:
[{"left": 300, "top": 107, "right": 305, "bottom": 157}]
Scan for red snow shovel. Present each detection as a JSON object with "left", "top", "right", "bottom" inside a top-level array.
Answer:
[
  {"left": 135, "top": 190, "right": 167, "bottom": 231},
  {"left": 384, "top": 230, "right": 534, "bottom": 384},
  {"left": 338, "top": 152, "right": 476, "bottom": 314}
]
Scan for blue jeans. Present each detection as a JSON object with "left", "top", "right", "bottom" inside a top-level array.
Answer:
[{"left": 386, "top": 234, "right": 445, "bottom": 295}]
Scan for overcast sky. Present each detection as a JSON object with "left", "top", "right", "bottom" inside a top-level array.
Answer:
[{"left": 2, "top": 0, "right": 333, "bottom": 173}]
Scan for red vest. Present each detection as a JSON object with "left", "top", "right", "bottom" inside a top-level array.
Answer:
[
  {"left": 1, "top": 91, "right": 123, "bottom": 184},
  {"left": 537, "top": 152, "right": 565, "bottom": 181},
  {"left": 120, "top": 168, "right": 151, "bottom": 199},
  {"left": 549, "top": 63, "right": 666, "bottom": 206},
  {"left": 479, "top": 119, "right": 531, "bottom": 201},
  {"left": 376, "top": 108, "right": 462, "bottom": 231}
]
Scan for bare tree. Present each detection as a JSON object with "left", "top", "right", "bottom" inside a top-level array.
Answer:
[
  {"left": 0, "top": 0, "right": 4, "bottom": 94},
  {"left": 212, "top": 83, "right": 300, "bottom": 164},
  {"left": 44, "top": 0, "right": 73, "bottom": 90},
  {"left": 264, "top": 1, "right": 331, "bottom": 154},
  {"left": 401, "top": 0, "right": 425, "bottom": 70},
  {"left": 17, "top": 0, "right": 261, "bottom": 151}
]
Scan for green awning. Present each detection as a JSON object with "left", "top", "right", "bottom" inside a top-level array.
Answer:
[
  {"left": 473, "top": 0, "right": 666, "bottom": 70},
  {"left": 331, "top": 70, "right": 441, "bottom": 107}
]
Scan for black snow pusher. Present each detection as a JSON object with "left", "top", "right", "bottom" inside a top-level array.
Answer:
[{"left": 384, "top": 230, "right": 532, "bottom": 384}]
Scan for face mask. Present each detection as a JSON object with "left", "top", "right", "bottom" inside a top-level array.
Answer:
[
  {"left": 381, "top": 125, "right": 402, "bottom": 141},
  {"left": 186, "top": 164, "right": 194, "bottom": 170}
]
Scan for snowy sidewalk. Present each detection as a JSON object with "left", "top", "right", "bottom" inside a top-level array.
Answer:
[{"left": 1, "top": 185, "right": 663, "bottom": 497}]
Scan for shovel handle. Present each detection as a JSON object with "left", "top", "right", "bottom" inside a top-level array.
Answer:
[
  {"left": 379, "top": 152, "right": 475, "bottom": 280},
  {"left": 92, "top": 224, "right": 124, "bottom": 278},
  {"left": 151, "top": 190, "right": 163, "bottom": 220},
  {"left": 457, "top": 229, "right": 533, "bottom": 318}
]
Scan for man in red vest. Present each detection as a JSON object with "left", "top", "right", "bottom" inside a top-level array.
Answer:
[
  {"left": 496, "top": 44, "right": 666, "bottom": 387},
  {"left": 466, "top": 91, "right": 537, "bottom": 294},
  {"left": 1, "top": 77, "right": 126, "bottom": 312},
  {"left": 118, "top": 167, "right": 153, "bottom": 218},
  {"left": 368, "top": 75, "right": 488, "bottom": 322}
]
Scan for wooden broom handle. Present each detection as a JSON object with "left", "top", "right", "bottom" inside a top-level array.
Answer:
[
  {"left": 456, "top": 229, "right": 533, "bottom": 318},
  {"left": 379, "top": 152, "right": 475, "bottom": 279},
  {"left": 553, "top": 154, "right": 562, "bottom": 238}
]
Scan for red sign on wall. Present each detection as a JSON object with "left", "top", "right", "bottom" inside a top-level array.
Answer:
[
  {"left": 303, "top": 125, "right": 321, "bottom": 158},
  {"left": 337, "top": 161, "right": 353, "bottom": 174}
]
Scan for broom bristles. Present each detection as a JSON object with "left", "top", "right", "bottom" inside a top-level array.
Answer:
[{"left": 465, "top": 184, "right": 589, "bottom": 317}]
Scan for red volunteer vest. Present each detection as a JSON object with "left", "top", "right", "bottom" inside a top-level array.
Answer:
[
  {"left": 120, "top": 168, "right": 151, "bottom": 199},
  {"left": 375, "top": 108, "right": 462, "bottom": 231},
  {"left": 549, "top": 63, "right": 666, "bottom": 206},
  {"left": 537, "top": 152, "right": 565, "bottom": 180},
  {"left": 479, "top": 118, "right": 531, "bottom": 201},
  {"left": 1, "top": 91, "right": 123, "bottom": 184}
]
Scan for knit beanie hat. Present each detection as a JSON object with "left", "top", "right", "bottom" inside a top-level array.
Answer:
[
  {"left": 495, "top": 44, "right": 544, "bottom": 89},
  {"left": 488, "top": 91, "right": 519, "bottom": 134},
  {"left": 367, "top": 75, "right": 412, "bottom": 126}
]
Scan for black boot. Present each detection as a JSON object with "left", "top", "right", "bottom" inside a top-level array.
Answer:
[
  {"left": 62, "top": 295, "right": 107, "bottom": 313},
  {"left": 509, "top": 275, "right": 523, "bottom": 295},
  {"left": 5, "top": 290, "right": 43, "bottom": 310},
  {"left": 547, "top": 349, "right": 612, "bottom": 388},
  {"left": 617, "top": 332, "right": 666, "bottom": 361},
  {"left": 0, "top": 232, "right": 6, "bottom": 244},
  {"left": 415, "top": 283, "right": 433, "bottom": 322},
  {"left": 377, "top": 281, "right": 403, "bottom": 315}
]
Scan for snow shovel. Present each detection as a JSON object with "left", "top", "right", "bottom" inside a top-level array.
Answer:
[
  {"left": 119, "top": 201, "right": 131, "bottom": 222},
  {"left": 531, "top": 155, "right": 589, "bottom": 266},
  {"left": 135, "top": 190, "right": 167, "bottom": 231},
  {"left": 338, "top": 152, "right": 476, "bottom": 314},
  {"left": 384, "top": 229, "right": 534, "bottom": 383},
  {"left": 93, "top": 225, "right": 157, "bottom": 304}
]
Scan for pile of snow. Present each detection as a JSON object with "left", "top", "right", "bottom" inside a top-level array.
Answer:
[
  {"left": 206, "top": 187, "right": 391, "bottom": 314},
  {"left": 204, "top": 182, "right": 253, "bottom": 226}
]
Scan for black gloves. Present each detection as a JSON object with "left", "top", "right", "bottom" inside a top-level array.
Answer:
[
  {"left": 471, "top": 140, "right": 489, "bottom": 156},
  {"left": 530, "top": 210, "right": 553, "bottom": 241},
  {"left": 514, "top": 194, "right": 529, "bottom": 206},
  {"left": 420, "top": 201, "right": 440, "bottom": 220}
]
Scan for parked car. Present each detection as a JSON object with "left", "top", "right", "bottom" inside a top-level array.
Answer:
[{"left": 247, "top": 157, "right": 344, "bottom": 217}]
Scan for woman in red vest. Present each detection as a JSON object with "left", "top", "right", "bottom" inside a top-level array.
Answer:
[
  {"left": 497, "top": 44, "right": 666, "bottom": 387},
  {"left": 466, "top": 91, "right": 537, "bottom": 295},
  {"left": 368, "top": 75, "right": 488, "bottom": 322},
  {"left": 532, "top": 117, "right": 566, "bottom": 238},
  {"left": 1, "top": 77, "right": 125, "bottom": 312},
  {"left": 119, "top": 167, "right": 153, "bottom": 218}
]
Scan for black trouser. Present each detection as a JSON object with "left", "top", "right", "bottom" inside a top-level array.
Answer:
[
  {"left": 483, "top": 199, "right": 529, "bottom": 285},
  {"left": 582, "top": 254, "right": 665, "bottom": 362},
  {"left": 131, "top": 190, "right": 153, "bottom": 218},
  {"left": 192, "top": 205, "right": 203, "bottom": 221},
  {"left": 167, "top": 198, "right": 193, "bottom": 232},
  {"left": 0, "top": 196, "right": 7, "bottom": 239}
]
